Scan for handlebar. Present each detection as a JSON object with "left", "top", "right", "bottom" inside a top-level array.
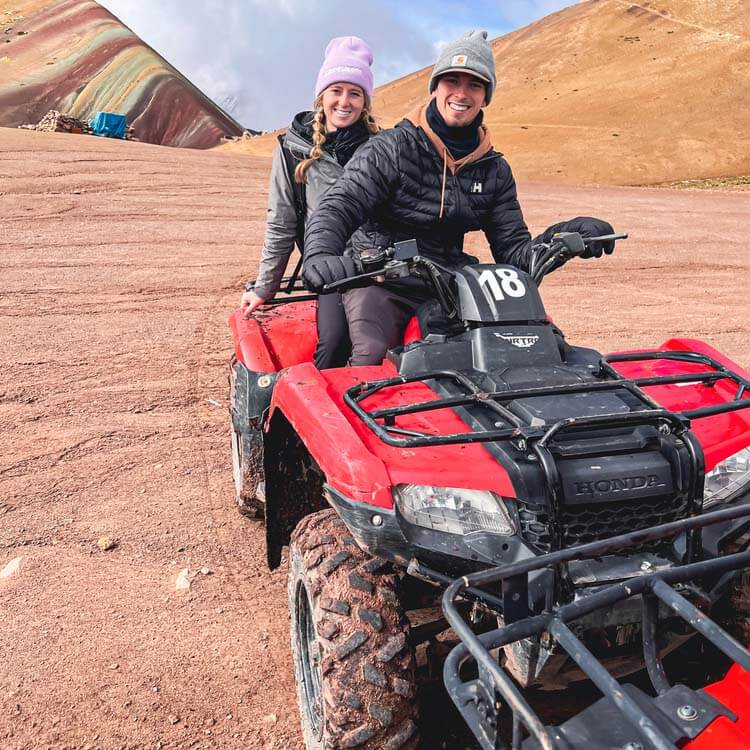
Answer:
[
  {"left": 321, "top": 260, "right": 408, "bottom": 293},
  {"left": 323, "top": 252, "right": 460, "bottom": 319},
  {"left": 321, "top": 239, "right": 421, "bottom": 294},
  {"left": 530, "top": 231, "right": 628, "bottom": 285},
  {"left": 321, "top": 231, "right": 628, "bottom": 297},
  {"left": 584, "top": 233, "right": 629, "bottom": 243}
]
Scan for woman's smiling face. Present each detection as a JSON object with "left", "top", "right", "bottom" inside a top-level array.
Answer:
[
  {"left": 433, "top": 72, "right": 487, "bottom": 127},
  {"left": 322, "top": 83, "right": 365, "bottom": 131}
]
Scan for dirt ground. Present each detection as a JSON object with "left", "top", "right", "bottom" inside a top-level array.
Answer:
[{"left": 1, "top": 126, "right": 748, "bottom": 750}]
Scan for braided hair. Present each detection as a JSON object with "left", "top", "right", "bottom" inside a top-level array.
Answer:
[{"left": 294, "top": 93, "right": 379, "bottom": 184}]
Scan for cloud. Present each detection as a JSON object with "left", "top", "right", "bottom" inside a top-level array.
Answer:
[
  {"left": 98, "top": 0, "right": 576, "bottom": 131},
  {"left": 484, "top": 0, "right": 578, "bottom": 28},
  {"left": 98, "top": 0, "right": 435, "bottom": 131},
  {"left": 384, "top": 0, "right": 575, "bottom": 46}
]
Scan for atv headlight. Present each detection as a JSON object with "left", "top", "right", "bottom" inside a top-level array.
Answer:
[
  {"left": 703, "top": 447, "right": 750, "bottom": 508},
  {"left": 394, "top": 484, "right": 515, "bottom": 536}
]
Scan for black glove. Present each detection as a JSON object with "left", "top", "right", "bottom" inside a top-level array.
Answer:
[
  {"left": 303, "top": 256, "right": 358, "bottom": 293},
  {"left": 534, "top": 216, "right": 616, "bottom": 258}
]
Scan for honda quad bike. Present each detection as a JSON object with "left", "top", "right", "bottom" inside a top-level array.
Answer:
[{"left": 228, "top": 233, "right": 750, "bottom": 749}]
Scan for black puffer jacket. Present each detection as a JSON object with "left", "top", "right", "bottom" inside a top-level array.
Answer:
[{"left": 303, "top": 114, "right": 533, "bottom": 274}]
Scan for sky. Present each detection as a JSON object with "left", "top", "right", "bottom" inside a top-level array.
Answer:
[{"left": 97, "top": 0, "right": 576, "bottom": 132}]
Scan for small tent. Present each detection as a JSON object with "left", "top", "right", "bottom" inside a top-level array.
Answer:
[{"left": 89, "top": 112, "right": 128, "bottom": 139}]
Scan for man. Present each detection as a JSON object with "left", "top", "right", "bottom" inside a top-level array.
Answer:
[{"left": 303, "top": 30, "right": 615, "bottom": 365}]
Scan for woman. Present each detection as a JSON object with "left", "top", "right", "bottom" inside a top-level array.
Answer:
[{"left": 240, "top": 36, "right": 379, "bottom": 369}]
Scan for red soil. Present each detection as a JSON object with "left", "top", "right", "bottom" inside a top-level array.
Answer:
[{"left": 1, "top": 126, "right": 747, "bottom": 748}]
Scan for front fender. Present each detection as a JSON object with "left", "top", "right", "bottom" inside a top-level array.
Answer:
[{"left": 267, "top": 363, "right": 393, "bottom": 508}]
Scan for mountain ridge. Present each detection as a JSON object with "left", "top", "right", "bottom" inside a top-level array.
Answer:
[
  {"left": 225, "top": 0, "right": 749, "bottom": 186},
  {"left": 0, "top": 0, "right": 245, "bottom": 148}
]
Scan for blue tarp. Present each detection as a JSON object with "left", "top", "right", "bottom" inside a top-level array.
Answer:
[{"left": 89, "top": 111, "right": 128, "bottom": 139}]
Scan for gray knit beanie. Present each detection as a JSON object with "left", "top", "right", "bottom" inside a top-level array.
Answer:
[{"left": 428, "top": 30, "right": 496, "bottom": 104}]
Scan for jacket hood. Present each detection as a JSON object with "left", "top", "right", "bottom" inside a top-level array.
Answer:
[
  {"left": 289, "top": 110, "right": 315, "bottom": 141},
  {"left": 284, "top": 111, "right": 315, "bottom": 158},
  {"left": 402, "top": 102, "right": 495, "bottom": 221},
  {"left": 284, "top": 110, "right": 371, "bottom": 165},
  {"left": 404, "top": 102, "right": 493, "bottom": 174}
]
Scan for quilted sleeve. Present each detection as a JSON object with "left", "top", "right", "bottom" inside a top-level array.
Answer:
[
  {"left": 481, "top": 159, "right": 533, "bottom": 272},
  {"left": 303, "top": 131, "right": 400, "bottom": 268}
]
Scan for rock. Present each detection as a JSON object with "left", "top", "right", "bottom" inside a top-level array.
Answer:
[
  {"left": 24, "top": 110, "right": 91, "bottom": 134},
  {"left": 168, "top": 715, "right": 180, "bottom": 725},
  {"left": 97, "top": 536, "right": 117, "bottom": 551},
  {"left": 263, "top": 713, "right": 278, "bottom": 724},
  {"left": 0, "top": 557, "right": 23, "bottom": 579},
  {"left": 199, "top": 567, "right": 211, "bottom": 576},
  {"left": 175, "top": 568, "right": 191, "bottom": 591}
]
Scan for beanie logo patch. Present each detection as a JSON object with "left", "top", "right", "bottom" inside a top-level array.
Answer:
[
  {"left": 451, "top": 54, "right": 468, "bottom": 66},
  {"left": 324, "top": 65, "right": 363, "bottom": 76}
]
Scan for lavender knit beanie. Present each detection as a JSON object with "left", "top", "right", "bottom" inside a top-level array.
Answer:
[{"left": 314, "top": 36, "right": 374, "bottom": 101}]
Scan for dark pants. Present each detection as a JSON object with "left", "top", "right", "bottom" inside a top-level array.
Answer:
[
  {"left": 342, "top": 286, "right": 421, "bottom": 365},
  {"left": 314, "top": 292, "right": 351, "bottom": 369}
]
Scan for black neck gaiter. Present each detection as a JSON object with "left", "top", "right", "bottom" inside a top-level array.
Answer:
[
  {"left": 426, "top": 98, "right": 483, "bottom": 160},
  {"left": 323, "top": 119, "right": 370, "bottom": 166}
]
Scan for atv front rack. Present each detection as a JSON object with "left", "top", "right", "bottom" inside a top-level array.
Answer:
[
  {"left": 344, "top": 349, "right": 750, "bottom": 449},
  {"left": 441, "top": 504, "right": 750, "bottom": 750},
  {"left": 603, "top": 349, "right": 750, "bottom": 421}
]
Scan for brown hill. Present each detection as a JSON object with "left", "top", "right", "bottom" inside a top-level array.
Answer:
[
  {"left": 226, "top": 0, "right": 750, "bottom": 185},
  {"left": 0, "top": 0, "right": 244, "bottom": 148}
]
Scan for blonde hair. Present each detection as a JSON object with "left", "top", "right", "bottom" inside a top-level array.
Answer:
[{"left": 294, "top": 93, "right": 379, "bottom": 184}]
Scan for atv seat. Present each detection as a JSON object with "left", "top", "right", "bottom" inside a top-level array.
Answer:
[
  {"left": 402, "top": 317, "right": 422, "bottom": 346},
  {"left": 233, "top": 300, "right": 439, "bottom": 373},
  {"left": 232, "top": 298, "right": 571, "bottom": 373},
  {"left": 404, "top": 300, "right": 467, "bottom": 345}
]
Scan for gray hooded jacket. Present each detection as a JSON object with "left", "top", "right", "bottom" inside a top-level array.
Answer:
[{"left": 253, "top": 112, "right": 370, "bottom": 300}]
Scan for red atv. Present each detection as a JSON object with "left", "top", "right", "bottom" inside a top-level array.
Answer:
[{"left": 228, "top": 233, "right": 750, "bottom": 749}]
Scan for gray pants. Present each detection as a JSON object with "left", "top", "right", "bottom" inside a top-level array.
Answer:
[
  {"left": 342, "top": 286, "right": 422, "bottom": 365},
  {"left": 314, "top": 292, "right": 350, "bottom": 369}
]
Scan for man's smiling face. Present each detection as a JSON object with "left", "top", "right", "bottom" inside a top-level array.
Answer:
[{"left": 433, "top": 72, "right": 487, "bottom": 127}]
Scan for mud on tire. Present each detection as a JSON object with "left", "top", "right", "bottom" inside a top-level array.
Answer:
[
  {"left": 719, "top": 531, "right": 750, "bottom": 646},
  {"left": 288, "top": 509, "right": 419, "bottom": 750}
]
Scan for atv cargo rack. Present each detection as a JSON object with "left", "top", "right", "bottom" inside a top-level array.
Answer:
[
  {"left": 247, "top": 274, "right": 317, "bottom": 305},
  {"left": 441, "top": 504, "right": 750, "bottom": 750},
  {"left": 603, "top": 350, "right": 750, "bottom": 420},
  {"left": 344, "top": 350, "right": 750, "bottom": 449}
]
